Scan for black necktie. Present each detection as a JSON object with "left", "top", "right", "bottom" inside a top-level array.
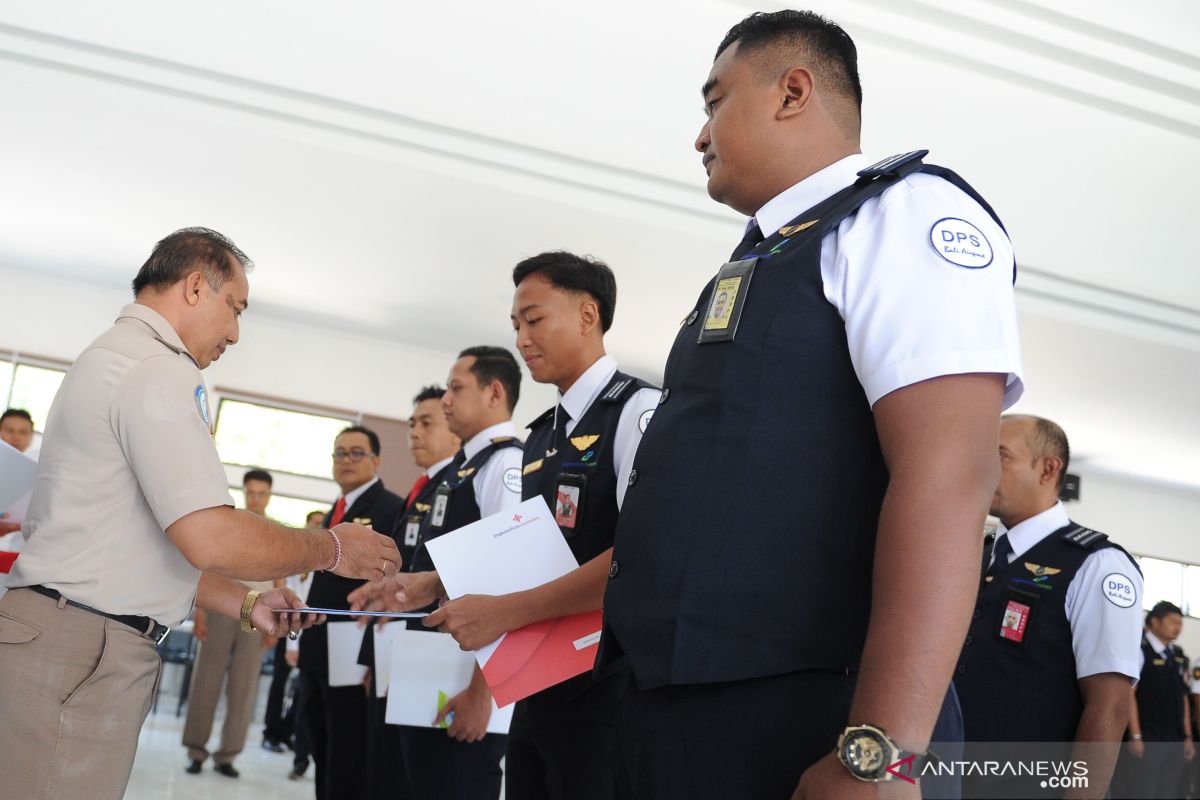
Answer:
[
  {"left": 987, "top": 535, "right": 1013, "bottom": 577},
  {"left": 549, "top": 405, "right": 570, "bottom": 455},
  {"left": 729, "top": 220, "right": 764, "bottom": 261}
]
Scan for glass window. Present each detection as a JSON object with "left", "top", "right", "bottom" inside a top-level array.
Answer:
[
  {"left": 7, "top": 364, "right": 66, "bottom": 433},
  {"left": 0, "top": 361, "right": 13, "bottom": 409},
  {"left": 1139, "top": 556, "right": 1184, "bottom": 613},
  {"left": 228, "top": 488, "right": 332, "bottom": 529},
  {"left": 214, "top": 399, "right": 353, "bottom": 479}
]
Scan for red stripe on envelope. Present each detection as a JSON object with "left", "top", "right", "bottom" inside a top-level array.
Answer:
[
  {"left": 481, "top": 610, "right": 603, "bottom": 707},
  {"left": 0, "top": 551, "right": 18, "bottom": 574}
]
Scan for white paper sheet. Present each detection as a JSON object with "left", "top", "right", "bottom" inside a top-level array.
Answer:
[
  {"left": 326, "top": 620, "right": 369, "bottom": 687},
  {"left": 385, "top": 628, "right": 513, "bottom": 733},
  {"left": 0, "top": 441, "right": 37, "bottom": 519},
  {"left": 372, "top": 624, "right": 396, "bottom": 698},
  {"left": 424, "top": 496, "right": 580, "bottom": 664}
]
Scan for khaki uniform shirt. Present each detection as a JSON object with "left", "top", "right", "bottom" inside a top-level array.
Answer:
[{"left": 8, "top": 304, "right": 233, "bottom": 625}]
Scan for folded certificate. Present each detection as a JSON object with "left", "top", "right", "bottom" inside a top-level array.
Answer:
[
  {"left": 326, "top": 620, "right": 368, "bottom": 687},
  {"left": 385, "top": 628, "right": 513, "bottom": 733},
  {"left": 372, "top": 624, "right": 396, "bottom": 698},
  {"left": 273, "top": 607, "right": 428, "bottom": 619},
  {"left": 425, "top": 497, "right": 602, "bottom": 707}
]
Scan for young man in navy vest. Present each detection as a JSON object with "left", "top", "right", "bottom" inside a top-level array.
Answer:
[
  {"left": 598, "top": 10, "right": 1025, "bottom": 799},
  {"left": 955, "top": 415, "right": 1142, "bottom": 797},
  {"left": 1122, "top": 602, "right": 1194, "bottom": 799},
  {"left": 415, "top": 251, "right": 659, "bottom": 799},
  {"left": 351, "top": 347, "right": 524, "bottom": 800}
]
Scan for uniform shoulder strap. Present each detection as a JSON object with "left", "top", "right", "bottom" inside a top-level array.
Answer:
[
  {"left": 856, "top": 150, "right": 930, "bottom": 180},
  {"left": 525, "top": 406, "right": 555, "bottom": 431},
  {"left": 601, "top": 370, "right": 658, "bottom": 404},
  {"left": 1059, "top": 523, "right": 1109, "bottom": 550}
]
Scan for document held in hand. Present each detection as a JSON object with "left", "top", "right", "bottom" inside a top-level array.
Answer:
[{"left": 424, "top": 496, "right": 603, "bottom": 708}]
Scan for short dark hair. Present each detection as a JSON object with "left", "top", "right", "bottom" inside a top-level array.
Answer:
[
  {"left": 0, "top": 408, "right": 33, "bottom": 428},
  {"left": 458, "top": 346, "right": 521, "bottom": 412},
  {"left": 716, "top": 10, "right": 862, "bottom": 113},
  {"left": 413, "top": 385, "right": 446, "bottom": 405},
  {"left": 306, "top": 510, "right": 325, "bottom": 522},
  {"left": 243, "top": 468, "right": 273, "bottom": 487},
  {"left": 131, "top": 227, "right": 253, "bottom": 296},
  {"left": 338, "top": 425, "right": 381, "bottom": 456},
  {"left": 1147, "top": 601, "right": 1184, "bottom": 624},
  {"left": 1004, "top": 415, "right": 1071, "bottom": 490},
  {"left": 512, "top": 251, "right": 618, "bottom": 333}
]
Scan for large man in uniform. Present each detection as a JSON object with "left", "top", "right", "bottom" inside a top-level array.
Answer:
[
  {"left": 352, "top": 346, "right": 525, "bottom": 800},
  {"left": 597, "top": 12, "right": 1024, "bottom": 799},
  {"left": 300, "top": 425, "right": 406, "bottom": 800},
  {"left": 955, "top": 415, "right": 1143, "bottom": 797},
  {"left": 0, "top": 227, "right": 399, "bottom": 800},
  {"left": 424, "top": 251, "right": 659, "bottom": 799}
]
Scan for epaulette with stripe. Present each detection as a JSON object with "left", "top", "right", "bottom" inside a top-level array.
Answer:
[
  {"left": 1060, "top": 525, "right": 1109, "bottom": 549},
  {"left": 601, "top": 377, "right": 635, "bottom": 403},
  {"left": 525, "top": 406, "right": 555, "bottom": 431},
  {"left": 857, "top": 149, "right": 929, "bottom": 179}
]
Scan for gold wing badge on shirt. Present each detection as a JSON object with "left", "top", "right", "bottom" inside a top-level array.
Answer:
[
  {"left": 778, "top": 219, "right": 819, "bottom": 236},
  {"left": 569, "top": 434, "right": 600, "bottom": 452},
  {"left": 1024, "top": 563, "right": 1062, "bottom": 577}
]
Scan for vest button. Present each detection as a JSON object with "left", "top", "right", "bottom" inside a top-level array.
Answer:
[
  {"left": 628, "top": 469, "right": 638, "bottom": 486},
  {"left": 659, "top": 389, "right": 670, "bottom": 404},
  {"left": 964, "top": 635, "right": 973, "bottom": 646},
  {"left": 972, "top": 609, "right": 980, "bottom": 620},
  {"left": 957, "top": 664, "right": 966, "bottom": 675},
  {"left": 686, "top": 309, "right": 699, "bottom": 326},
  {"left": 609, "top": 560, "right": 620, "bottom": 579}
]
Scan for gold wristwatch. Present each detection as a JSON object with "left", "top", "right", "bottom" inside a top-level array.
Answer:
[
  {"left": 836, "top": 724, "right": 936, "bottom": 783},
  {"left": 240, "top": 590, "right": 262, "bottom": 633}
]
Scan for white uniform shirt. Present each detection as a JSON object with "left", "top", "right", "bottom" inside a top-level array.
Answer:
[
  {"left": 990, "top": 502, "right": 1143, "bottom": 680},
  {"left": 462, "top": 420, "right": 525, "bottom": 518},
  {"left": 547, "top": 354, "right": 660, "bottom": 510},
  {"left": 752, "top": 153, "right": 1023, "bottom": 409}
]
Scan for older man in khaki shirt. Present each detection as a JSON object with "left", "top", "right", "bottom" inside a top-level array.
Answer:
[{"left": 0, "top": 228, "right": 400, "bottom": 800}]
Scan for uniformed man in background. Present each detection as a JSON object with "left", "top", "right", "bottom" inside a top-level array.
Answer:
[
  {"left": 955, "top": 415, "right": 1143, "bottom": 797},
  {"left": 423, "top": 251, "right": 658, "bottom": 799},
  {"left": 352, "top": 346, "right": 524, "bottom": 800},
  {"left": 596, "top": 12, "right": 1023, "bottom": 799},
  {"left": 0, "top": 227, "right": 399, "bottom": 800}
]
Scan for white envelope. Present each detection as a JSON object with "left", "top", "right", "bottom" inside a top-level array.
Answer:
[
  {"left": 372, "top": 624, "right": 397, "bottom": 698},
  {"left": 385, "top": 628, "right": 513, "bottom": 734},
  {"left": 0, "top": 441, "right": 37, "bottom": 517},
  {"left": 326, "top": 620, "right": 368, "bottom": 687}
]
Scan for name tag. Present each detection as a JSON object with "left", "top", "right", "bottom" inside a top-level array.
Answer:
[
  {"left": 404, "top": 519, "right": 420, "bottom": 547},
  {"left": 554, "top": 473, "right": 587, "bottom": 538},
  {"left": 698, "top": 258, "right": 757, "bottom": 345},
  {"left": 431, "top": 487, "right": 451, "bottom": 529}
]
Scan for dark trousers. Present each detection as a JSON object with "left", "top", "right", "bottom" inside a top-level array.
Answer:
[
  {"left": 262, "top": 638, "right": 292, "bottom": 745},
  {"left": 290, "top": 672, "right": 313, "bottom": 773},
  {"left": 397, "top": 726, "right": 506, "bottom": 800},
  {"left": 303, "top": 675, "right": 369, "bottom": 800},
  {"left": 618, "top": 671, "right": 963, "bottom": 800},
  {"left": 366, "top": 688, "right": 407, "bottom": 800},
  {"left": 1119, "top": 741, "right": 1187, "bottom": 799},
  {"left": 505, "top": 673, "right": 625, "bottom": 800}
]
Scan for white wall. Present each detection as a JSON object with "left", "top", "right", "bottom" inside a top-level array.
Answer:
[
  {"left": 1070, "top": 468, "right": 1200, "bottom": 565},
  {"left": 0, "top": 264, "right": 557, "bottom": 428}
]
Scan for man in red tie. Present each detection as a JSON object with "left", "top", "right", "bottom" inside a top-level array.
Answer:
[{"left": 298, "top": 426, "right": 406, "bottom": 800}]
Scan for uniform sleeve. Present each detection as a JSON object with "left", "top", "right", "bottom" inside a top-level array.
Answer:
[
  {"left": 474, "top": 446, "right": 526, "bottom": 519},
  {"left": 613, "top": 387, "right": 661, "bottom": 511},
  {"left": 111, "top": 355, "right": 233, "bottom": 530},
  {"left": 1064, "top": 549, "right": 1145, "bottom": 681},
  {"left": 825, "top": 175, "right": 1024, "bottom": 409}
]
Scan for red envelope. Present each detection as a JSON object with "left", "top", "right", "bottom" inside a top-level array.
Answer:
[
  {"left": 481, "top": 609, "right": 603, "bottom": 707},
  {"left": 0, "top": 551, "right": 18, "bottom": 574}
]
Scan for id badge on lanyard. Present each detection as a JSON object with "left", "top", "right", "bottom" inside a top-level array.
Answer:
[
  {"left": 403, "top": 516, "right": 421, "bottom": 547},
  {"left": 998, "top": 586, "right": 1038, "bottom": 646},
  {"left": 430, "top": 486, "right": 451, "bottom": 529},
  {"left": 698, "top": 257, "right": 758, "bottom": 345},
  {"left": 554, "top": 473, "right": 587, "bottom": 538}
]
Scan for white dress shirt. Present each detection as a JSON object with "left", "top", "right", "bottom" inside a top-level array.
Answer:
[
  {"left": 339, "top": 476, "right": 379, "bottom": 516},
  {"left": 461, "top": 420, "right": 525, "bottom": 518},
  {"left": 752, "top": 153, "right": 1023, "bottom": 409},
  {"left": 991, "top": 501, "right": 1143, "bottom": 680},
  {"left": 550, "top": 354, "right": 660, "bottom": 510}
]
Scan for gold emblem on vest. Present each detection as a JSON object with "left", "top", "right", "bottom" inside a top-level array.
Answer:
[
  {"left": 523, "top": 459, "right": 545, "bottom": 476},
  {"left": 569, "top": 434, "right": 600, "bottom": 452},
  {"left": 778, "top": 219, "right": 819, "bottom": 236},
  {"left": 1024, "top": 563, "right": 1062, "bottom": 577},
  {"left": 457, "top": 467, "right": 476, "bottom": 479}
]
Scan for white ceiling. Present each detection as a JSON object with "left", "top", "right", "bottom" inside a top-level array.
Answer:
[{"left": 0, "top": 0, "right": 1197, "bottom": 488}]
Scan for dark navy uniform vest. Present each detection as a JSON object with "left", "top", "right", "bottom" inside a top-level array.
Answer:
[
  {"left": 393, "top": 460, "right": 455, "bottom": 570},
  {"left": 522, "top": 371, "right": 656, "bottom": 567},
  {"left": 1136, "top": 636, "right": 1189, "bottom": 740},
  {"left": 600, "top": 151, "right": 1011, "bottom": 688},
  {"left": 956, "top": 523, "right": 1137, "bottom": 742}
]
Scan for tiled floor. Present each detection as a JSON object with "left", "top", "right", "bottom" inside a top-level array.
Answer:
[{"left": 126, "top": 668, "right": 312, "bottom": 800}]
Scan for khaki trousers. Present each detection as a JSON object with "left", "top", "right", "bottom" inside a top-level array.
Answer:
[
  {"left": 181, "top": 612, "right": 264, "bottom": 764},
  {"left": 0, "top": 587, "right": 160, "bottom": 800}
]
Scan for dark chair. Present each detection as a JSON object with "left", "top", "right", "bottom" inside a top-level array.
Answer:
[{"left": 153, "top": 628, "right": 197, "bottom": 716}]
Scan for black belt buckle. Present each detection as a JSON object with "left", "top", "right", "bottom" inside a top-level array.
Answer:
[{"left": 150, "top": 622, "right": 171, "bottom": 645}]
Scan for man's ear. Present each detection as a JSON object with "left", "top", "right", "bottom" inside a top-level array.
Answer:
[
  {"left": 183, "top": 271, "right": 206, "bottom": 307},
  {"left": 778, "top": 66, "right": 815, "bottom": 120},
  {"left": 579, "top": 298, "right": 600, "bottom": 335}
]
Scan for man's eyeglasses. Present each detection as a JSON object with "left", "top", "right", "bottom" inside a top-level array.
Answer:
[{"left": 332, "top": 448, "right": 372, "bottom": 462}]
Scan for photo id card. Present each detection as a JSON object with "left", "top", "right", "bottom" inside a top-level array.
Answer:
[
  {"left": 698, "top": 258, "right": 757, "bottom": 344},
  {"left": 404, "top": 518, "right": 421, "bottom": 547},
  {"left": 554, "top": 473, "right": 587, "bottom": 537},
  {"left": 431, "top": 487, "right": 451, "bottom": 529}
]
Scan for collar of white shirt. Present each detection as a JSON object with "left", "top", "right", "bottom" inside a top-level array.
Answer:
[
  {"left": 425, "top": 455, "right": 454, "bottom": 479},
  {"left": 995, "top": 501, "right": 1072, "bottom": 563},
  {"left": 1144, "top": 630, "right": 1170, "bottom": 657},
  {"left": 558, "top": 354, "right": 618, "bottom": 424},
  {"left": 752, "top": 154, "right": 870, "bottom": 239},
  {"left": 118, "top": 302, "right": 199, "bottom": 366},
  {"left": 341, "top": 475, "right": 379, "bottom": 512},
  {"left": 463, "top": 420, "right": 519, "bottom": 462}
]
